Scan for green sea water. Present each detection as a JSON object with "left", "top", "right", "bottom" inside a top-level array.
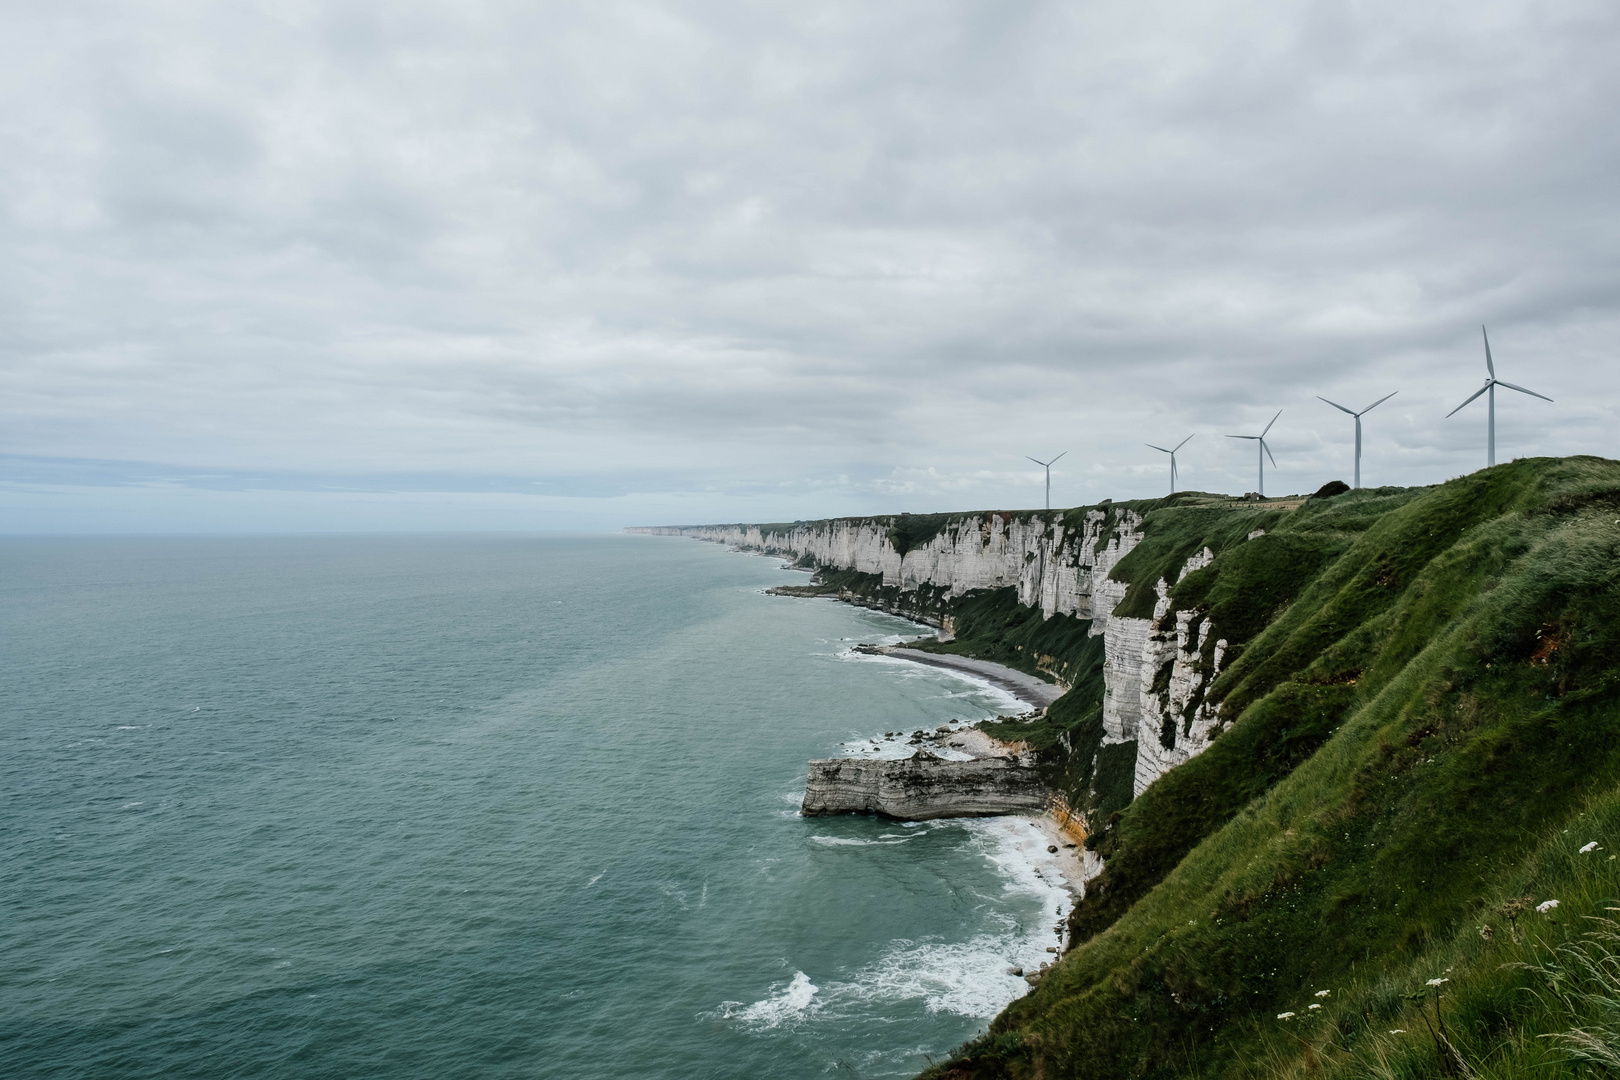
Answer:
[{"left": 1, "top": 535, "right": 1071, "bottom": 1079}]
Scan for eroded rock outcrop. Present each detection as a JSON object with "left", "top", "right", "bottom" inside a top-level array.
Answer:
[{"left": 801, "top": 752, "right": 1048, "bottom": 820}]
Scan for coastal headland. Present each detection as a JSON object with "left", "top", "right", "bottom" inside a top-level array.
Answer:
[{"left": 629, "top": 459, "right": 1620, "bottom": 1080}]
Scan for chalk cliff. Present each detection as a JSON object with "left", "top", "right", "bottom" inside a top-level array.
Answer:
[
  {"left": 644, "top": 511, "right": 1138, "bottom": 620},
  {"left": 631, "top": 511, "right": 1233, "bottom": 802}
]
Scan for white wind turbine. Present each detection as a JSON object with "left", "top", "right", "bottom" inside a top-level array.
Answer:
[
  {"left": 1317, "top": 392, "right": 1396, "bottom": 489},
  {"left": 1446, "top": 326, "right": 1552, "bottom": 467},
  {"left": 1026, "top": 452, "right": 1066, "bottom": 510},
  {"left": 1226, "top": 410, "right": 1281, "bottom": 497},
  {"left": 1144, "top": 435, "right": 1194, "bottom": 494}
]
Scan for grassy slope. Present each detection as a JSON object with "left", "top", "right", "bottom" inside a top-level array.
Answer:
[{"left": 923, "top": 456, "right": 1620, "bottom": 1079}]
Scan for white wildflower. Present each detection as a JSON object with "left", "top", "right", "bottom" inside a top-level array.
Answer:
[
  {"left": 1308, "top": 1004, "right": 1321, "bottom": 1010},
  {"left": 1538, "top": 899, "right": 1560, "bottom": 914},
  {"left": 1426, "top": 977, "right": 1450, "bottom": 987},
  {"left": 1389, "top": 1029, "right": 1406, "bottom": 1035},
  {"left": 1315, "top": 989, "right": 1331, "bottom": 998},
  {"left": 1277, "top": 1012, "right": 1296, "bottom": 1020},
  {"left": 1581, "top": 842, "right": 1600, "bottom": 854}
]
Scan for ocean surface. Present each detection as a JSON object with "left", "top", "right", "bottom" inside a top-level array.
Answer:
[{"left": 1, "top": 535, "right": 1071, "bottom": 1079}]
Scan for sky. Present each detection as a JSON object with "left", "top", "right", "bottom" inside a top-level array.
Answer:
[{"left": 2, "top": 0, "right": 1617, "bottom": 533}]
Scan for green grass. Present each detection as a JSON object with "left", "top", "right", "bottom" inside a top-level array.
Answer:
[{"left": 917, "top": 456, "right": 1620, "bottom": 1080}]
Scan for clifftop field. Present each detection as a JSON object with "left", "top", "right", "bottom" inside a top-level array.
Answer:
[{"left": 646, "top": 456, "right": 1620, "bottom": 1079}]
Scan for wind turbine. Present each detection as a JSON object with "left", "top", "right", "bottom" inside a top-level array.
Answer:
[
  {"left": 1446, "top": 326, "right": 1552, "bottom": 467},
  {"left": 1144, "top": 435, "right": 1194, "bottom": 494},
  {"left": 1317, "top": 392, "right": 1396, "bottom": 489},
  {"left": 1226, "top": 410, "right": 1281, "bottom": 497},
  {"left": 1026, "top": 452, "right": 1066, "bottom": 510}
]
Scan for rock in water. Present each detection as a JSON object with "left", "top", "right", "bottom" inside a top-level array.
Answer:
[{"left": 801, "top": 753, "right": 1046, "bottom": 820}]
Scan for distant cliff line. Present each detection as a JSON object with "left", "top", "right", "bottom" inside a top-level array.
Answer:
[{"left": 628, "top": 501, "right": 1232, "bottom": 802}]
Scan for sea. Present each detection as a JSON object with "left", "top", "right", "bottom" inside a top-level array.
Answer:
[{"left": 1, "top": 534, "right": 1073, "bottom": 1079}]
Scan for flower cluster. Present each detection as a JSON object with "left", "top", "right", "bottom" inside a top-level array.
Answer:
[{"left": 1277, "top": 989, "right": 1334, "bottom": 1021}]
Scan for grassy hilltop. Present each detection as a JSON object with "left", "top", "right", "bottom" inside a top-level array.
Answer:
[{"left": 846, "top": 457, "right": 1620, "bottom": 1079}]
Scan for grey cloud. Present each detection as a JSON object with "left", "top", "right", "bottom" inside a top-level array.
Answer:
[{"left": 2, "top": 0, "right": 1618, "bottom": 530}]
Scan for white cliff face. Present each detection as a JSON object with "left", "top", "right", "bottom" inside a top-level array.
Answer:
[
  {"left": 631, "top": 520, "right": 1231, "bottom": 802},
  {"left": 647, "top": 510, "right": 1144, "bottom": 622},
  {"left": 1123, "top": 548, "right": 1230, "bottom": 796}
]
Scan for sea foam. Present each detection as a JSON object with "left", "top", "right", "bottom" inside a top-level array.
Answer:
[{"left": 715, "top": 971, "right": 820, "bottom": 1031}]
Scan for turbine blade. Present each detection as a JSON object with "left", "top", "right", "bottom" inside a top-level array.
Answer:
[
  {"left": 1262, "top": 409, "right": 1282, "bottom": 436},
  {"left": 1026, "top": 456, "right": 1046, "bottom": 467},
  {"left": 1174, "top": 434, "right": 1195, "bottom": 452},
  {"left": 1262, "top": 439, "right": 1277, "bottom": 468},
  {"left": 1496, "top": 380, "right": 1553, "bottom": 403},
  {"left": 1227, "top": 435, "right": 1258, "bottom": 440},
  {"left": 1050, "top": 451, "right": 1067, "bottom": 464},
  {"left": 1445, "top": 383, "right": 1491, "bottom": 417},
  {"left": 1483, "top": 326, "right": 1495, "bottom": 379},
  {"left": 1317, "top": 396, "right": 1355, "bottom": 415},
  {"left": 1145, "top": 444, "right": 1171, "bottom": 453},
  {"left": 1360, "top": 391, "right": 1398, "bottom": 414}
]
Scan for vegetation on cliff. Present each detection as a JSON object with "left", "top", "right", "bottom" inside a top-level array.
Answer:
[{"left": 920, "top": 457, "right": 1620, "bottom": 1079}]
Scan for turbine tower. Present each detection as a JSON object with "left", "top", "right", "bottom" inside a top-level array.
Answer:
[
  {"left": 1226, "top": 410, "right": 1281, "bottom": 498},
  {"left": 1317, "top": 392, "right": 1396, "bottom": 489},
  {"left": 1446, "top": 326, "right": 1552, "bottom": 467},
  {"left": 1026, "top": 452, "right": 1066, "bottom": 511},
  {"left": 1145, "top": 435, "right": 1194, "bottom": 494}
]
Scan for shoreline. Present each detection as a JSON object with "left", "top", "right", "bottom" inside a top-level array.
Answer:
[
  {"left": 860, "top": 646, "right": 1065, "bottom": 710},
  {"left": 766, "top": 552, "right": 1092, "bottom": 897}
]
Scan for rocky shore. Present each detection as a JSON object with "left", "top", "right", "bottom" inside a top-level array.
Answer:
[{"left": 801, "top": 749, "right": 1047, "bottom": 819}]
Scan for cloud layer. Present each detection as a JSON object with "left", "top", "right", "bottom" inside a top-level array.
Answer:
[{"left": 3, "top": 0, "right": 1617, "bottom": 530}]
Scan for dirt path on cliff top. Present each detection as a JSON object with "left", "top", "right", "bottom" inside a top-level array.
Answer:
[{"left": 873, "top": 648, "right": 1065, "bottom": 709}]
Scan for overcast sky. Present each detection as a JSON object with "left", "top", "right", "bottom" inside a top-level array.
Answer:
[{"left": 2, "top": 0, "right": 1616, "bottom": 532}]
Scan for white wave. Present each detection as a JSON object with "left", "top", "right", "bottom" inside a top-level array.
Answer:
[
  {"left": 835, "top": 932, "right": 1033, "bottom": 1018},
  {"left": 808, "top": 835, "right": 911, "bottom": 847},
  {"left": 834, "top": 649, "right": 1027, "bottom": 714},
  {"left": 961, "top": 816, "right": 1079, "bottom": 904},
  {"left": 801, "top": 818, "right": 1078, "bottom": 1019},
  {"left": 584, "top": 870, "right": 605, "bottom": 887},
  {"left": 715, "top": 971, "right": 819, "bottom": 1031}
]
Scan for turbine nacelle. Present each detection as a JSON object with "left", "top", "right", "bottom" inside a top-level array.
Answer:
[
  {"left": 1317, "top": 391, "right": 1395, "bottom": 489},
  {"left": 1446, "top": 327, "right": 1552, "bottom": 467},
  {"left": 1025, "top": 451, "right": 1067, "bottom": 511},
  {"left": 1226, "top": 410, "right": 1280, "bottom": 497},
  {"left": 1145, "top": 435, "right": 1193, "bottom": 494}
]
